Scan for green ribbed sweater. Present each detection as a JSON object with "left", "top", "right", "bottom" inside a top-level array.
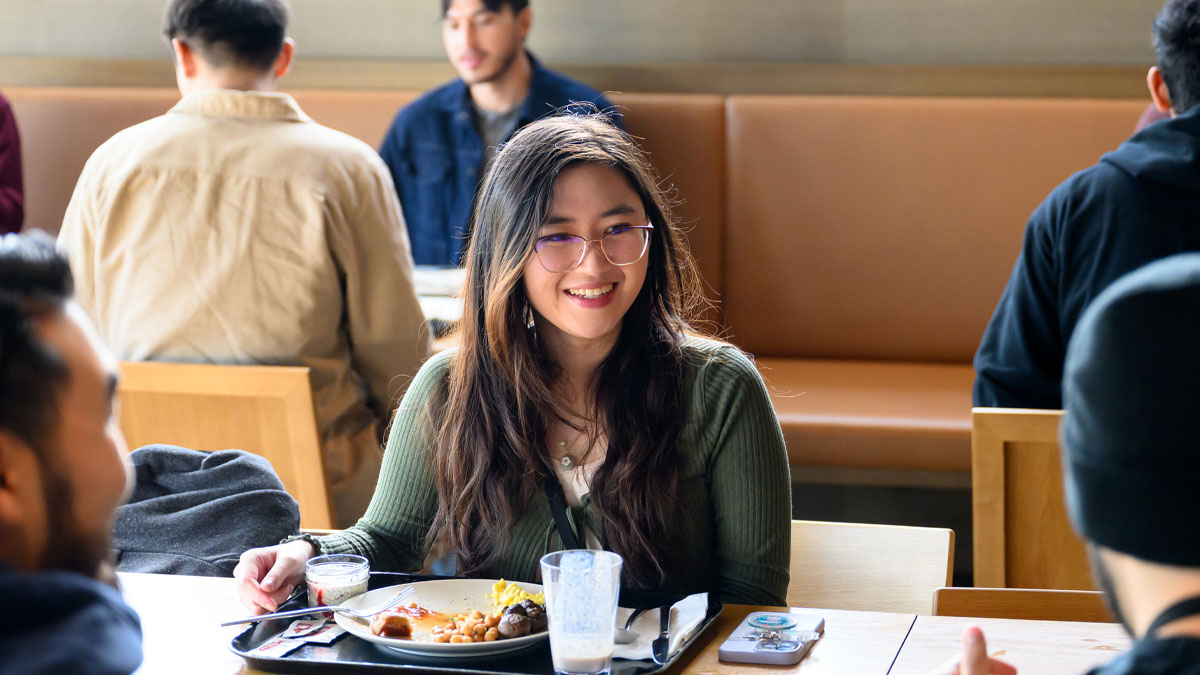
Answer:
[{"left": 319, "top": 338, "right": 791, "bottom": 606}]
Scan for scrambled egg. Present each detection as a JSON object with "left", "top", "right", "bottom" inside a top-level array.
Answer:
[{"left": 487, "top": 579, "right": 545, "bottom": 609}]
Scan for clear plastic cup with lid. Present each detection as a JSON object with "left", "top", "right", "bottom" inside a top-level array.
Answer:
[{"left": 305, "top": 554, "right": 369, "bottom": 607}]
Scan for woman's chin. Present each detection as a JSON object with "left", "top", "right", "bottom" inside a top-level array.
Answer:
[{"left": 538, "top": 317, "right": 623, "bottom": 347}]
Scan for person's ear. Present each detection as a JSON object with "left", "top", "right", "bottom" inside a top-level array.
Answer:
[
  {"left": 272, "top": 38, "right": 296, "bottom": 80},
  {"left": 1148, "top": 66, "right": 1174, "bottom": 114},
  {"left": 0, "top": 430, "right": 42, "bottom": 546},
  {"left": 516, "top": 6, "right": 532, "bottom": 41},
  {"left": 171, "top": 38, "right": 200, "bottom": 79}
]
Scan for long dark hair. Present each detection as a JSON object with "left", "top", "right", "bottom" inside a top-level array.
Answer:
[{"left": 427, "top": 114, "right": 708, "bottom": 587}]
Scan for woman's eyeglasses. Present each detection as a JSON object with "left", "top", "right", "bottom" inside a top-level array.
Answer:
[{"left": 533, "top": 224, "right": 654, "bottom": 273}]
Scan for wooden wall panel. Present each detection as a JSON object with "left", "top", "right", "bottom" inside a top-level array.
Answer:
[
  {"left": 845, "top": 0, "right": 1161, "bottom": 65},
  {"left": 0, "top": 57, "right": 1152, "bottom": 99},
  {"left": 0, "top": 0, "right": 1167, "bottom": 66}
]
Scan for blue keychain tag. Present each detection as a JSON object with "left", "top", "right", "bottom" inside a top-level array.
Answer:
[{"left": 747, "top": 614, "right": 797, "bottom": 631}]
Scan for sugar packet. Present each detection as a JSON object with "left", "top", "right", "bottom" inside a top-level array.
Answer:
[
  {"left": 302, "top": 623, "right": 347, "bottom": 644},
  {"left": 248, "top": 637, "right": 306, "bottom": 658},
  {"left": 279, "top": 618, "right": 327, "bottom": 639}
]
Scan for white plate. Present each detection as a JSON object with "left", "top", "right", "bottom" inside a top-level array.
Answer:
[{"left": 334, "top": 579, "right": 548, "bottom": 658}]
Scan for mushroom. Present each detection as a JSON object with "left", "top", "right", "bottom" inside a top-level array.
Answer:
[
  {"left": 497, "top": 613, "right": 532, "bottom": 639},
  {"left": 525, "top": 605, "right": 548, "bottom": 632}
]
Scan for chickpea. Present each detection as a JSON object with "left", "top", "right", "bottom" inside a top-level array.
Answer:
[
  {"left": 473, "top": 624, "right": 488, "bottom": 637},
  {"left": 484, "top": 628, "right": 499, "bottom": 642},
  {"left": 435, "top": 634, "right": 451, "bottom": 643},
  {"left": 450, "top": 635, "right": 468, "bottom": 644},
  {"left": 472, "top": 610, "right": 484, "bottom": 620},
  {"left": 485, "top": 614, "right": 501, "bottom": 628}
]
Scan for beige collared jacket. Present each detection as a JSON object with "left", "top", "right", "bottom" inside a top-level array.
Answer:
[{"left": 59, "top": 90, "right": 432, "bottom": 526}]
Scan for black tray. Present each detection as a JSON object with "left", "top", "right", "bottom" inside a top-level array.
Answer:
[{"left": 231, "top": 572, "right": 723, "bottom": 674}]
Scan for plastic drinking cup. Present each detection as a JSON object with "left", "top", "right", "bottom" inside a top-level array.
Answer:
[{"left": 539, "top": 550, "right": 623, "bottom": 675}]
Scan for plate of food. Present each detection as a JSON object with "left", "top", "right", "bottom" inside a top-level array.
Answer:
[{"left": 335, "top": 578, "right": 549, "bottom": 658}]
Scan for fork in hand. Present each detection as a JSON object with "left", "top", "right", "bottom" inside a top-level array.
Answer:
[{"left": 221, "top": 585, "right": 414, "bottom": 627}]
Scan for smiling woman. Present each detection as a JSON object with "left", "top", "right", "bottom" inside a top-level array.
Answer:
[{"left": 235, "top": 113, "right": 792, "bottom": 613}]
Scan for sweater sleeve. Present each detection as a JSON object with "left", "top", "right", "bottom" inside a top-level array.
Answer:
[
  {"left": 700, "top": 347, "right": 792, "bottom": 606},
  {"left": 0, "top": 93, "right": 22, "bottom": 234},
  {"left": 973, "top": 194, "right": 1066, "bottom": 409},
  {"left": 317, "top": 350, "right": 453, "bottom": 570}
]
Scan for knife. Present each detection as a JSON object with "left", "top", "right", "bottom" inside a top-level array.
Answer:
[{"left": 651, "top": 604, "right": 671, "bottom": 665}]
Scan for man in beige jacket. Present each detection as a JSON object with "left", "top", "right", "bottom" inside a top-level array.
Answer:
[{"left": 58, "top": 0, "right": 431, "bottom": 527}]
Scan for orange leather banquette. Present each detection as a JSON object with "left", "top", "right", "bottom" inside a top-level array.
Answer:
[{"left": 4, "top": 87, "right": 1145, "bottom": 474}]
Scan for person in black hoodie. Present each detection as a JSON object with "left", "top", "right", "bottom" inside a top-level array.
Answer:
[
  {"left": 0, "top": 232, "right": 141, "bottom": 675},
  {"left": 974, "top": 0, "right": 1200, "bottom": 409},
  {"left": 941, "top": 254, "right": 1200, "bottom": 675}
]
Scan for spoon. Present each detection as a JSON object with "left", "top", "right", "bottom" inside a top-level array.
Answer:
[{"left": 614, "top": 607, "right": 648, "bottom": 644}]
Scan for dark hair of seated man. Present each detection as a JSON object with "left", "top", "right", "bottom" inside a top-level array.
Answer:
[
  {"left": 0, "top": 232, "right": 72, "bottom": 458},
  {"left": 162, "top": 0, "right": 290, "bottom": 72},
  {"left": 1152, "top": 0, "right": 1200, "bottom": 115},
  {"left": 440, "top": 0, "right": 528, "bottom": 16}
]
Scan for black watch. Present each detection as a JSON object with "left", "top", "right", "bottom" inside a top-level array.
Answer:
[{"left": 280, "top": 532, "right": 324, "bottom": 556}]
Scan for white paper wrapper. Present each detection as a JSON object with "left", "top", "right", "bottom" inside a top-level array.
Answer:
[
  {"left": 302, "top": 623, "right": 347, "bottom": 645},
  {"left": 612, "top": 592, "right": 708, "bottom": 661},
  {"left": 249, "top": 638, "right": 307, "bottom": 658},
  {"left": 279, "top": 618, "right": 326, "bottom": 639}
]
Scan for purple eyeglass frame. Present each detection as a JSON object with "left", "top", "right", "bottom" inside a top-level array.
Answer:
[{"left": 533, "top": 223, "right": 655, "bottom": 273}]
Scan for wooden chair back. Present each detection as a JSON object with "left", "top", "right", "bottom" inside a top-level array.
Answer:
[
  {"left": 972, "top": 408, "right": 1093, "bottom": 590},
  {"left": 933, "top": 587, "right": 1113, "bottom": 623},
  {"left": 117, "top": 361, "right": 334, "bottom": 530},
  {"left": 789, "top": 519, "right": 954, "bottom": 614}
]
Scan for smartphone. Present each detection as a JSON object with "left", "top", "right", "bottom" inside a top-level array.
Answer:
[{"left": 717, "top": 611, "right": 825, "bottom": 666}]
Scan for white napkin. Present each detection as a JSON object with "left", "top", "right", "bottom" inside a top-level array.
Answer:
[{"left": 611, "top": 592, "right": 708, "bottom": 661}]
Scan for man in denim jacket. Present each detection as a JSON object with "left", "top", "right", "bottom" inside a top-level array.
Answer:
[{"left": 379, "top": 0, "right": 622, "bottom": 266}]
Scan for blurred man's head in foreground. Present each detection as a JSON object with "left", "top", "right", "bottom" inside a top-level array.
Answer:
[
  {"left": 0, "top": 232, "right": 130, "bottom": 582},
  {"left": 1062, "top": 252, "right": 1200, "bottom": 634}
]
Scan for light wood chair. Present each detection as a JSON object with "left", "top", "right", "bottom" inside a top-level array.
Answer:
[
  {"left": 117, "top": 361, "right": 334, "bottom": 530},
  {"left": 788, "top": 519, "right": 955, "bottom": 614},
  {"left": 933, "top": 587, "right": 1113, "bottom": 623},
  {"left": 972, "top": 408, "right": 1093, "bottom": 590}
]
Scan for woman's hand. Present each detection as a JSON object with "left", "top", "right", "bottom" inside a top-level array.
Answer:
[
  {"left": 931, "top": 626, "right": 1018, "bottom": 675},
  {"left": 232, "top": 539, "right": 316, "bottom": 614}
]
